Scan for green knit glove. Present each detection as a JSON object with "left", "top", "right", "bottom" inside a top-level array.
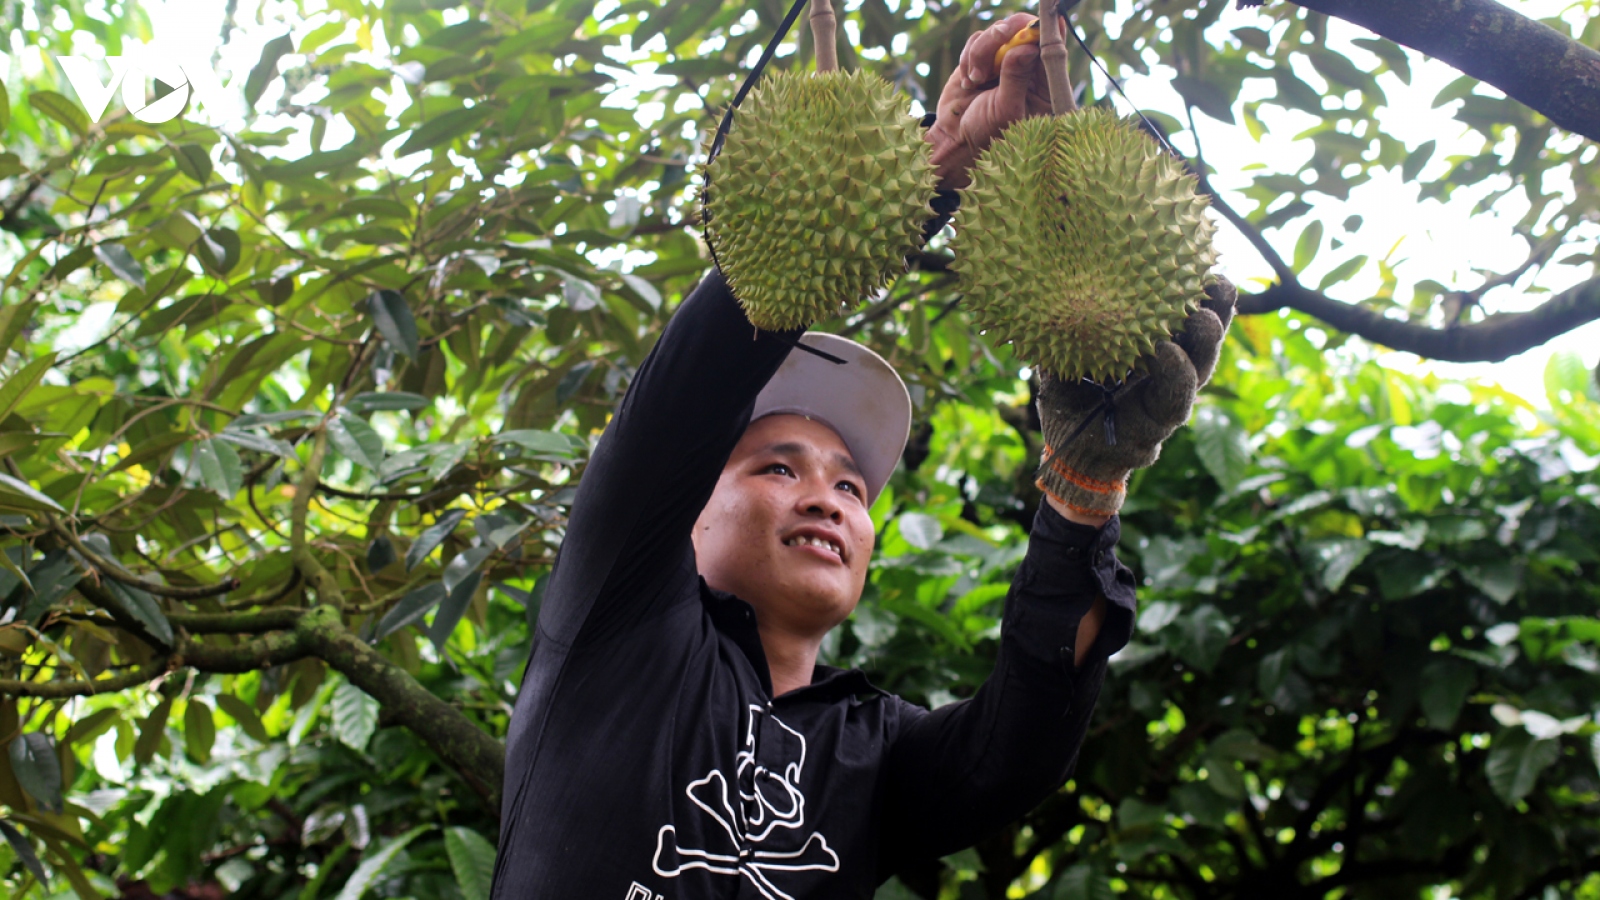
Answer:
[{"left": 1035, "top": 277, "right": 1237, "bottom": 517}]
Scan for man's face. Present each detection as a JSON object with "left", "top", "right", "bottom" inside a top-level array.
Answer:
[{"left": 693, "top": 414, "right": 876, "bottom": 638}]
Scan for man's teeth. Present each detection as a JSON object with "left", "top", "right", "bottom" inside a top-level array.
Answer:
[{"left": 785, "top": 536, "right": 842, "bottom": 556}]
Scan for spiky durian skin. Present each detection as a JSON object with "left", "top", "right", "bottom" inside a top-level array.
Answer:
[
  {"left": 702, "top": 70, "right": 937, "bottom": 331},
  {"left": 951, "top": 109, "right": 1219, "bottom": 383}
]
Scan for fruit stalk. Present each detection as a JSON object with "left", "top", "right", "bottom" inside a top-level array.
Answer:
[
  {"left": 1038, "top": 1, "right": 1076, "bottom": 114},
  {"left": 810, "top": 0, "right": 839, "bottom": 73}
]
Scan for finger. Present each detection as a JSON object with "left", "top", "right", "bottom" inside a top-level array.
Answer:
[
  {"left": 1202, "top": 275, "right": 1238, "bottom": 334},
  {"left": 1138, "top": 341, "right": 1199, "bottom": 427},
  {"left": 994, "top": 42, "right": 1041, "bottom": 118},
  {"left": 965, "top": 14, "right": 1035, "bottom": 86},
  {"left": 1173, "top": 307, "right": 1224, "bottom": 386},
  {"left": 954, "top": 29, "right": 985, "bottom": 90}
]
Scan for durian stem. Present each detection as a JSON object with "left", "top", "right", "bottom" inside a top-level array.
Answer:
[
  {"left": 1039, "top": 2, "right": 1076, "bottom": 114},
  {"left": 809, "top": 0, "right": 839, "bottom": 73}
]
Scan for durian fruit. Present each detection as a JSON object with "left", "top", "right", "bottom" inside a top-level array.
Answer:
[
  {"left": 951, "top": 108, "right": 1218, "bottom": 383},
  {"left": 702, "top": 69, "right": 937, "bottom": 331}
]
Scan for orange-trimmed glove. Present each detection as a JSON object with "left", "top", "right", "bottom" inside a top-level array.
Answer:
[{"left": 1035, "top": 277, "right": 1237, "bottom": 518}]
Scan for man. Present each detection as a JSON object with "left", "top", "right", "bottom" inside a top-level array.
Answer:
[{"left": 491, "top": 14, "right": 1235, "bottom": 899}]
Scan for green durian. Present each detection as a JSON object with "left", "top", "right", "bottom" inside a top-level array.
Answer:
[
  {"left": 702, "top": 69, "right": 938, "bottom": 331},
  {"left": 951, "top": 109, "right": 1218, "bottom": 383}
]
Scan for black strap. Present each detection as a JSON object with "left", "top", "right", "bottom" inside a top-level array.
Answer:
[
  {"left": 703, "top": 0, "right": 813, "bottom": 182},
  {"left": 1055, "top": 0, "right": 1183, "bottom": 160}
]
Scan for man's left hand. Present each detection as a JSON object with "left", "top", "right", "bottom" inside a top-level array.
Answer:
[{"left": 925, "top": 13, "right": 1055, "bottom": 190}]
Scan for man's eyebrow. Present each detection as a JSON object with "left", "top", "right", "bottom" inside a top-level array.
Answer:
[{"left": 832, "top": 452, "right": 863, "bottom": 480}]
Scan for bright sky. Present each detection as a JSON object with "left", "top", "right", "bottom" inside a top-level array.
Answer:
[{"left": 25, "top": 0, "right": 1600, "bottom": 407}]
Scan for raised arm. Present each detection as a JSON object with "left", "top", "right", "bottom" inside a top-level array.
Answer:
[
  {"left": 877, "top": 280, "right": 1236, "bottom": 868},
  {"left": 877, "top": 504, "right": 1137, "bottom": 866},
  {"left": 536, "top": 272, "right": 800, "bottom": 648}
]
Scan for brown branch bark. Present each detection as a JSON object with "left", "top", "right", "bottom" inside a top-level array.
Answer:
[
  {"left": 1290, "top": 0, "right": 1600, "bottom": 144},
  {"left": 1039, "top": 1, "right": 1075, "bottom": 115},
  {"left": 1236, "top": 275, "right": 1600, "bottom": 362},
  {"left": 295, "top": 606, "right": 505, "bottom": 806}
]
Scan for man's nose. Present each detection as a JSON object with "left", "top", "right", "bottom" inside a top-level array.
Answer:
[{"left": 796, "top": 480, "right": 844, "bottom": 521}]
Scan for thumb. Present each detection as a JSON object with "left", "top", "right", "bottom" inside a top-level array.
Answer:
[{"left": 1137, "top": 341, "right": 1199, "bottom": 428}]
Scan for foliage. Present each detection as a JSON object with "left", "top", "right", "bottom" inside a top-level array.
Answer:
[{"left": 0, "top": 0, "right": 1596, "bottom": 897}]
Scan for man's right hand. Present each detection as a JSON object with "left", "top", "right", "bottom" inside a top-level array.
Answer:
[{"left": 924, "top": 13, "right": 1054, "bottom": 190}]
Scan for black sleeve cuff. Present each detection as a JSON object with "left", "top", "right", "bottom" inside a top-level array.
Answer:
[{"left": 1026, "top": 501, "right": 1138, "bottom": 657}]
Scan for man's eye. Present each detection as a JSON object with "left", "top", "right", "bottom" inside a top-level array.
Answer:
[
  {"left": 765, "top": 463, "right": 794, "bottom": 477},
  {"left": 837, "top": 481, "right": 862, "bottom": 497}
]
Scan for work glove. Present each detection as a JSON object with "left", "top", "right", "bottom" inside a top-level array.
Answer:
[{"left": 1035, "top": 277, "right": 1237, "bottom": 518}]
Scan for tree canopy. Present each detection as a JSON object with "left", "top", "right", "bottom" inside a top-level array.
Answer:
[{"left": 0, "top": 0, "right": 1598, "bottom": 897}]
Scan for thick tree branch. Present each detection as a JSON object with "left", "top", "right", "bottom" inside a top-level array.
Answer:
[
  {"left": 296, "top": 606, "right": 505, "bottom": 806},
  {"left": 1289, "top": 0, "right": 1600, "bottom": 144},
  {"left": 1237, "top": 275, "right": 1600, "bottom": 362},
  {"left": 168, "top": 607, "right": 306, "bottom": 634},
  {"left": 0, "top": 660, "right": 174, "bottom": 697}
]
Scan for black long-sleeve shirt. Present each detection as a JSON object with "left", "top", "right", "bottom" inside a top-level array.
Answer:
[{"left": 490, "top": 271, "right": 1137, "bottom": 900}]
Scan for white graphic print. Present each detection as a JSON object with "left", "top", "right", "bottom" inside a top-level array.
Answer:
[{"left": 653, "top": 705, "right": 840, "bottom": 900}]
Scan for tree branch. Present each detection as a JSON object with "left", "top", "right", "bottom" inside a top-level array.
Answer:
[
  {"left": 168, "top": 607, "right": 306, "bottom": 634},
  {"left": 295, "top": 606, "right": 505, "bottom": 806},
  {"left": 1236, "top": 275, "right": 1600, "bottom": 362},
  {"left": 40, "top": 513, "right": 240, "bottom": 600},
  {"left": 1289, "top": 0, "right": 1600, "bottom": 144},
  {"left": 0, "top": 659, "right": 174, "bottom": 697}
]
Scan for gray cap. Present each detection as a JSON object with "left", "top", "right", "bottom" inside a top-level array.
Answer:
[{"left": 751, "top": 333, "right": 911, "bottom": 503}]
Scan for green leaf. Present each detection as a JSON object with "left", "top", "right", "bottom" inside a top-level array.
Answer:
[
  {"left": 0, "top": 472, "right": 66, "bottom": 513},
  {"left": 0, "top": 81, "right": 9, "bottom": 135},
  {"left": 0, "top": 819, "right": 46, "bottom": 883},
  {"left": 197, "top": 228, "right": 241, "bottom": 275},
  {"left": 1401, "top": 140, "right": 1435, "bottom": 182},
  {"left": 1419, "top": 658, "right": 1475, "bottom": 730},
  {"left": 213, "top": 429, "right": 295, "bottom": 458},
  {"left": 0, "top": 300, "right": 38, "bottom": 356},
  {"left": 373, "top": 582, "right": 447, "bottom": 640},
  {"left": 397, "top": 106, "right": 491, "bottom": 156},
  {"left": 1317, "top": 538, "right": 1371, "bottom": 591},
  {"left": 245, "top": 33, "right": 296, "bottom": 107},
  {"left": 0, "top": 353, "right": 56, "bottom": 422},
  {"left": 346, "top": 391, "right": 430, "bottom": 413},
  {"left": 328, "top": 414, "right": 385, "bottom": 470},
  {"left": 1191, "top": 407, "right": 1251, "bottom": 492},
  {"left": 445, "top": 827, "right": 497, "bottom": 900},
  {"left": 183, "top": 698, "right": 216, "bottom": 764},
  {"left": 8, "top": 733, "right": 62, "bottom": 813},
  {"left": 426, "top": 441, "right": 471, "bottom": 480},
  {"left": 1293, "top": 221, "right": 1324, "bottom": 272},
  {"left": 104, "top": 580, "right": 176, "bottom": 646},
  {"left": 1485, "top": 730, "right": 1560, "bottom": 805},
  {"left": 332, "top": 682, "right": 380, "bottom": 751},
  {"left": 333, "top": 825, "right": 430, "bottom": 900},
  {"left": 407, "top": 508, "right": 467, "bottom": 571},
  {"left": 427, "top": 569, "right": 482, "bottom": 650},
  {"left": 367, "top": 290, "right": 420, "bottom": 360},
  {"left": 93, "top": 243, "right": 147, "bottom": 290},
  {"left": 192, "top": 437, "right": 244, "bottom": 497},
  {"left": 494, "top": 429, "right": 576, "bottom": 457},
  {"left": 1171, "top": 75, "right": 1235, "bottom": 124},
  {"left": 173, "top": 143, "right": 212, "bottom": 183},
  {"left": 214, "top": 693, "right": 270, "bottom": 742},
  {"left": 134, "top": 698, "right": 172, "bottom": 764},
  {"left": 897, "top": 513, "right": 943, "bottom": 551},
  {"left": 1052, "top": 863, "right": 1116, "bottom": 900},
  {"left": 367, "top": 535, "right": 397, "bottom": 572},
  {"left": 1317, "top": 255, "right": 1368, "bottom": 291},
  {"left": 27, "top": 90, "right": 88, "bottom": 137},
  {"left": 1544, "top": 350, "right": 1589, "bottom": 405}
]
